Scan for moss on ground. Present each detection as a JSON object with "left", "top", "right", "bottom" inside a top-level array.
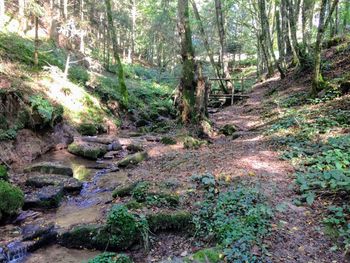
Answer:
[
  {"left": 0, "top": 181, "right": 24, "bottom": 221},
  {"left": 147, "top": 211, "right": 193, "bottom": 233}
]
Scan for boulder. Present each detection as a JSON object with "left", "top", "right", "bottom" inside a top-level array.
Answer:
[
  {"left": 26, "top": 174, "right": 82, "bottom": 193},
  {"left": 68, "top": 141, "right": 108, "bottom": 160},
  {"left": 117, "top": 151, "right": 148, "bottom": 167},
  {"left": 22, "top": 224, "right": 54, "bottom": 241},
  {"left": 23, "top": 185, "right": 64, "bottom": 209},
  {"left": 107, "top": 141, "right": 122, "bottom": 151},
  {"left": 24, "top": 162, "right": 73, "bottom": 176},
  {"left": 81, "top": 136, "right": 113, "bottom": 145},
  {"left": 126, "top": 143, "right": 144, "bottom": 153}
]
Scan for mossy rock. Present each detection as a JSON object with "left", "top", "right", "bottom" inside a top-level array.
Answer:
[
  {"left": 77, "top": 123, "right": 98, "bottom": 136},
  {"left": 126, "top": 144, "right": 144, "bottom": 153},
  {"left": 219, "top": 124, "right": 237, "bottom": 136},
  {"left": 58, "top": 224, "right": 106, "bottom": 250},
  {"left": 160, "top": 136, "right": 177, "bottom": 145},
  {"left": 26, "top": 174, "right": 82, "bottom": 193},
  {"left": 88, "top": 252, "right": 133, "bottom": 263},
  {"left": 147, "top": 211, "right": 193, "bottom": 233},
  {"left": 0, "top": 181, "right": 24, "bottom": 221},
  {"left": 117, "top": 151, "right": 148, "bottom": 167},
  {"left": 185, "top": 248, "right": 223, "bottom": 263},
  {"left": 112, "top": 181, "right": 141, "bottom": 198},
  {"left": 24, "top": 162, "right": 73, "bottom": 176},
  {"left": 23, "top": 185, "right": 64, "bottom": 209},
  {"left": 0, "top": 165, "right": 9, "bottom": 181},
  {"left": 183, "top": 137, "right": 207, "bottom": 149},
  {"left": 68, "top": 141, "right": 108, "bottom": 160}
]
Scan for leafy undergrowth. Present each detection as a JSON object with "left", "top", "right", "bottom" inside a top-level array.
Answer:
[
  {"left": 0, "top": 33, "right": 176, "bottom": 140},
  {"left": 265, "top": 80, "right": 350, "bottom": 252},
  {"left": 191, "top": 174, "right": 272, "bottom": 262}
]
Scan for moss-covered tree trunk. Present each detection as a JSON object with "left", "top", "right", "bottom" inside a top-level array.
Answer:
[
  {"left": 312, "top": 0, "right": 339, "bottom": 95},
  {"left": 105, "top": 0, "right": 129, "bottom": 105},
  {"left": 177, "top": 0, "right": 196, "bottom": 124}
]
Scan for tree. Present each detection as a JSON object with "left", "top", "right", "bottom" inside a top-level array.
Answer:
[
  {"left": 258, "top": 0, "right": 285, "bottom": 78},
  {"left": 190, "top": 0, "right": 227, "bottom": 93},
  {"left": 214, "top": 0, "right": 233, "bottom": 93},
  {"left": 105, "top": 0, "right": 129, "bottom": 105},
  {"left": 0, "top": 0, "right": 4, "bottom": 28},
  {"left": 312, "top": 0, "right": 339, "bottom": 95},
  {"left": 177, "top": 0, "right": 196, "bottom": 123}
]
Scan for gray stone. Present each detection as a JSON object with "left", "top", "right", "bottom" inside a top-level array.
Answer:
[
  {"left": 24, "top": 186, "right": 64, "bottom": 209},
  {"left": 107, "top": 141, "right": 122, "bottom": 151},
  {"left": 117, "top": 151, "right": 148, "bottom": 167},
  {"left": 24, "top": 162, "right": 73, "bottom": 176},
  {"left": 26, "top": 174, "right": 82, "bottom": 193},
  {"left": 68, "top": 141, "right": 108, "bottom": 160}
]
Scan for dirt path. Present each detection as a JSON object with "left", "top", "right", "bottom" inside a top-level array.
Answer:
[
  {"left": 129, "top": 82, "right": 344, "bottom": 262},
  {"left": 6, "top": 82, "right": 345, "bottom": 263}
]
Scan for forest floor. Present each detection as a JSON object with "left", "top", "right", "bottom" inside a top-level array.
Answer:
[
  {"left": 127, "top": 79, "right": 345, "bottom": 262},
  {"left": 2, "top": 78, "right": 346, "bottom": 263}
]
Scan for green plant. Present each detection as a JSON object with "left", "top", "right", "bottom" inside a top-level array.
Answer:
[
  {"left": 160, "top": 136, "right": 177, "bottom": 145},
  {"left": 77, "top": 123, "right": 98, "bottom": 136},
  {"left": 131, "top": 182, "right": 150, "bottom": 202},
  {"left": 87, "top": 253, "right": 133, "bottom": 263},
  {"left": 106, "top": 205, "right": 149, "bottom": 250},
  {"left": 68, "top": 66, "right": 90, "bottom": 85},
  {"left": 185, "top": 248, "right": 222, "bottom": 263},
  {"left": 29, "top": 95, "right": 63, "bottom": 127},
  {"left": 0, "top": 128, "right": 17, "bottom": 141},
  {"left": 193, "top": 177, "right": 272, "bottom": 262},
  {"left": 0, "top": 181, "right": 24, "bottom": 221},
  {"left": 183, "top": 136, "right": 207, "bottom": 149},
  {"left": 0, "top": 165, "right": 9, "bottom": 181},
  {"left": 323, "top": 205, "right": 350, "bottom": 251}
]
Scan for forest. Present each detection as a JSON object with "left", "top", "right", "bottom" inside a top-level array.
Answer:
[{"left": 0, "top": 0, "right": 349, "bottom": 262}]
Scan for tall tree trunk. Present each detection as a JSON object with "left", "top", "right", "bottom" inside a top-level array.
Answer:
[
  {"left": 258, "top": 0, "right": 274, "bottom": 77},
  {"left": 286, "top": 0, "right": 301, "bottom": 65},
  {"left": 190, "top": 0, "right": 227, "bottom": 93},
  {"left": 19, "top": 0, "right": 25, "bottom": 34},
  {"left": 343, "top": 0, "right": 350, "bottom": 33},
  {"left": 259, "top": 0, "right": 286, "bottom": 78},
  {"left": 130, "top": 0, "right": 136, "bottom": 63},
  {"left": 80, "top": 0, "right": 85, "bottom": 53},
  {"left": 34, "top": 2, "right": 39, "bottom": 67},
  {"left": 177, "top": 0, "right": 196, "bottom": 123},
  {"left": 0, "top": 0, "right": 5, "bottom": 28},
  {"left": 61, "top": 0, "right": 68, "bottom": 20},
  {"left": 195, "top": 63, "right": 207, "bottom": 119},
  {"left": 214, "top": 0, "right": 232, "bottom": 93},
  {"left": 312, "top": 0, "right": 339, "bottom": 95},
  {"left": 281, "top": 0, "right": 293, "bottom": 57},
  {"left": 276, "top": 9, "right": 286, "bottom": 68},
  {"left": 105, "top": 0, "right": 129, "bottom": 104}
]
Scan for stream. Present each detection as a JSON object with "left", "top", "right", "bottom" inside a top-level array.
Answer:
[{"left": 0, "top": 136, "right": 144, "bottom": 263}]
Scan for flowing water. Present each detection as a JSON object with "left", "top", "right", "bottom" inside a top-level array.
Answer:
[{"left": 1, "top": 148, "right": 129, "bottom": 263}]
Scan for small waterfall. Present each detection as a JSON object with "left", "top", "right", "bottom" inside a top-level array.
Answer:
[{"left": 0, "top": 242, "right": 28, "bottom": 263}]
